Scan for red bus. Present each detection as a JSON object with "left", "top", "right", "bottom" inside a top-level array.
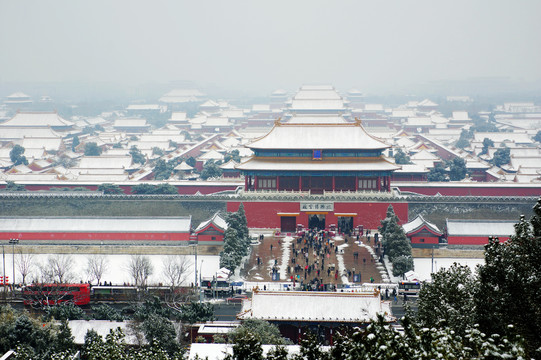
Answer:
[{"left": 23, "top": 283, "right": 91, "bottom": 306}]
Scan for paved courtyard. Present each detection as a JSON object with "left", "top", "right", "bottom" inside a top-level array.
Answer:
[{"left": 243, "top": 231, "right": 386, "bottom": 287}]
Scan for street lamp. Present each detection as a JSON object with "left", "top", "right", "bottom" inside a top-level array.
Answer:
[
  {"left": 9, "top": 239, "right": 19, "bottom": 289},
  {"left": 2, "top": 244, "right": 5, "bottom": 296},
  {"left": 188, "top": 237, "right": 198, "bottom": 299}
]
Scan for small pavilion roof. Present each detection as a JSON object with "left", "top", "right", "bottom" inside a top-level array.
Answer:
[
  {"left": 219, "top": 159, "right": 238, "bottom": 170},
  {"left": 403, "top": 215, "right": 442, "bottom": 236},
  {"left": 246, "top": 120, "right": 390, "bottom": 150},
  {"left": 174, "top": 162, "right": 194, "bottom": 171},
  {"left": 195, "top": 212, "right": 228, "bottom": 233}
]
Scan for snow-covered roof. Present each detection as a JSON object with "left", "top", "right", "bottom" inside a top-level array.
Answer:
[
  {"left": 246, "top": 121, "right": 390, "bottom": 150},
  {"left": 219, "top": 159, "right": 238, "bottom": 170},
  {"left": 0, "top": 127, "right": 61, "bottom": 140},
  {"left": 391, "top": 109, "right": 417, "bottom": 118},
  {"left": 7, "top": 164, "right": 32, "bottom": 174},
  {"left": 404, "top": 117, "right": 433, "bottom": 126},
  {"left": 285, "top": 115, "right": 349, "bottom": 124},
  {"left": 220, "top": 109, "right": 245, "bottom": 118},
  {"left": 394, "top": 137, "right": 416, "bottom": 148},
  {"left": 364, "top": 104, "right": 384, "bottom": 111},
  {"left": 21, "top": 137, "right": 63, "bottom": 151},
  {"left": 0, "top": 216, "right": 192, "bottom": 233},
  {"left": 159, "top": 89, "right": 205, "bottom": 103},
  {"left": 290, "top": 99, "right": 345, "bottom": 110},
  {"left": 418, "top": 99, "right": 438, "bottom": 107},
  {"left": 293, "top": 89, "right": 341, "bottom": 100},
  {"left": 403, "top": 215, "right": 442, "bottom": 235},
  {"left": 195, "top": 212, "right": 228, "bottom": 233},
  {"left": 113, "top": 119, "right": 149, "bottom": 127},
  {"left": 251, "top": 104, "right": 271, "bottom": 112},
  {"left": 6, "top": 92, "right": 31, "bottom": 99},
  {"left": 393, "top": 164, "right": 428, "bottom": 174},
  {"left": 200, "top": 100, "right": 220, "bottom": 108},
  {"left": 1, "top": 112, "right": 73, "bottom": 127},
  {"left": 139, "top": 134, "right": 186, "bottom": 143},
  {"left": 198, "top": 149, "right": 224, "bottom": 161},
  {"left": 237, "top": 157, "right": 399, "bottom": 172},
  {"left": 170, "top": 112, "right": 187, "bottom": 121},
  {"left": 126, "top": 104, "right": 161, "bottom": 111},
  {"left": 465, "top": 159, "right": 491, "bottom": 170},
  {"left": 473, "top": 132, "right": 533, "bottom": 144},
  {"left": 410, "top": 149, "right": 440, "bottom": 161},
  {"left": 174, "top": 162, "right": 194, "bottom": 171},
  {"left": 78, "top": 156, "right": 133, "bottom": 169},
  {"left": 239, "top": 291, "right": 394, "bottom": 323},
  {"left": 69, "top": 320, "right": 139, "bottom": 345},
  {"left": 446, "top": 219, "right": 516, "bottom": 237},
  {"left": 1, "top": 173, "right": 62, "bottom": 181},
  {"left": 451, "top": 111, "right": 470, "bottom": 121},
  {"left": 204, "top": 117, "right": 231, "bottom": 127}
]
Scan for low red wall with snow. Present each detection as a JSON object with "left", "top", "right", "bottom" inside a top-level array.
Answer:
[
  {"left": 447, "top": 235, "right": 511, "bottom": 245},
  {"left": 0, "top": 232, "right": 190, "bottom": 241}
]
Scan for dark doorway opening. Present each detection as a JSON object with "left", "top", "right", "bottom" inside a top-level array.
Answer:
[
  {"left": 280, "top": 216, "right": 296, "bottom": 232},
  {"left": 308, "top": 214, "right": 326, "bottom": 230},
  {"left": 337, "top": 217, "right": 354, "bottom": 234}
]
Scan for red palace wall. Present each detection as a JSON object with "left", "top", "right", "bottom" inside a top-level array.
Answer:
[
  {"left": 447, "top": 235, "right": 511, "bottom": 246},
  {"left": 410, "top": 235, "right": 439, "bottom": 245},
  {"left": 227, "top": 201, "right": 409, "bottom": 230},
  {"left": 0, "top": 232, "right": 190, "bottom": 242},
  {"left": 396, "top": 184, "right": 541, "bottom": 197},
  {"left": 196, "top": 234, "right": 224, "bottom": 243}
]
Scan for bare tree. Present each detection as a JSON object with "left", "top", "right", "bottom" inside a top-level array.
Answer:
[
  {"left": 162, "top": 255, "right": 191, "bottom": 289},
  {"left": 86, "top": 255, "right": 109, "bottom": 285},
  {"left": 15, "top": 249, "right": 35, "bottom": 285},
  {"left": 39, "top": 254, "right": 75, "bottom": 283},
  {"left": 163, "top": 255, "right": 192, "bottom": 307},
  {"left": 127, "top": 254, "right": 153, "bottom": 288}
]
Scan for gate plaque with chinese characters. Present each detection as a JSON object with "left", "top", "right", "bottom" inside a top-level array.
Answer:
[{"left": 300, "top": 202, "right": 334, "bottom": 212}]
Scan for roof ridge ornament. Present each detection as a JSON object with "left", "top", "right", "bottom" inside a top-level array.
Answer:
[
  {"left": 355, "top": 117, "right": 362, "bottom": 126},
  {"left": 274, "top": 117, "right": 282, "bottom": 126}
]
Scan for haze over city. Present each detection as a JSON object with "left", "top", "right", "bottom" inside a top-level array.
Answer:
[{"left": 2, "top": 0, "right": 541, "bottom": 98}]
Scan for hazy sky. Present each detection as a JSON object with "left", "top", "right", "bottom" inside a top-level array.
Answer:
[{"left": 1, "top": 0, "right": 540, "bottom": 95}]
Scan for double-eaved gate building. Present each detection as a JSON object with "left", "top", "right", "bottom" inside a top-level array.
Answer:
[{"left": 231, "top": 102, "right": 407, "bottom": 232}]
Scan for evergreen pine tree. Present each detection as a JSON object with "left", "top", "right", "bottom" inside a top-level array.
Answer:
[
  {"left": 416, "top": 263, "right": 477, "bottom": 336},
  {"left": 475, "top": 198, "right": 541, "bottom": 358},
  {"left": 225, "top": 329, "right": 263, "bottom": 360}
]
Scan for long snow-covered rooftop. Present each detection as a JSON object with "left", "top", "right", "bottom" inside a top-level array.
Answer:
[
  {"left": 0, "top": 216, "right": 192, "bottom": 233},
  {"left": 246, "top": 121, "right": 391, "bottom": 150},
  {"left": 1, "top": 111, "right": 73, "bottom": 127},
  {"left": 238, "top": 291, "right": 393, "bottom": 323},
  {"left": 446, "top": 219, "right": 516, "bottom": 237},
  {"left": 236, "top": 157, "right": 399, "bottom": 172}
]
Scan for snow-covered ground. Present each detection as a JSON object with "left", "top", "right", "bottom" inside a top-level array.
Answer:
[
  {"left": 3, "top": 250, "right": 485, "bottom": 288},
  {"left": 2, "top": 253, "right": 220, "bottom": 286},
  {"left": 413, "top": 258, "right": 484, "bottom": 282}
]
